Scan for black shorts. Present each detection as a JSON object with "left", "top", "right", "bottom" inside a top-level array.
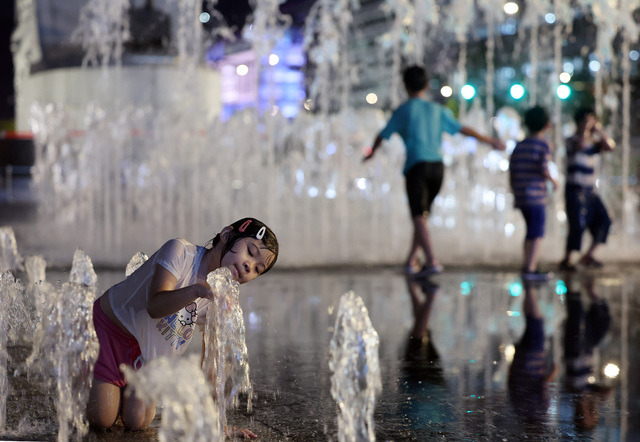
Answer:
[{"left": 405, "top": 161, "right": 444, "bottom": 217}]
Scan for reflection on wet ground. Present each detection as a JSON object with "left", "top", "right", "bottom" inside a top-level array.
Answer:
[{"left": 2, "top": 265, "right": 639, "bottom": 441}]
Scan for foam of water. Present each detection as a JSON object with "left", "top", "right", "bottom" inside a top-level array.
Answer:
[
  {"left": 202, "top": 267, "right": 252, "bottom": 428},
  {"left": 69, "top": 248, "right": 98, "bottom": 287},
  {"left": 0, "top": 272, "right": 27, "bottom": 430},
  {"left": 11, "top": 0, "right": 640, "bottom": 267},
  {"left": 121, "top": 354, "right": 222, "bottom": 442},
  {"left": 125, "top": 251, "right": 149, "bottom": 277},
  {"left": 23, "top": 250, "right": 99, "bottom": 441},
  {"left": 329, "top": 291, "right": 381, "bottom": 442},
  {"left": 0, "top": 228, "right": 22, "bottom": 273},
  {"left": 24, "top": 255, "right": 54, "bottom": 335}
]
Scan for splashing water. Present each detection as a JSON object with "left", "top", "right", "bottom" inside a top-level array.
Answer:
[
  {"left": 24, "top": 250, "right": 99, "bottom": 441},
  {"left": 11, "top": 0, "right": 640, "bottom": 268},
  {"left": 24, "top": 255, "right": 45, "bottom": 285},
  {"left": 202, "top": 267, "right": 252, "bottom": 429},
  {"left": 69, "top": 248, "right": 98, "bottom": 287},
  {"left": 125, "top": 251, "right": 149, "bottom": 277},
  {"left": 24, "top": 255, "right": 49, "bottom": 337},
  {"left": 329, "top": 291, "right": 381, "bottom": 442},
  {"left": 0, "top": 272, "right": 27, "bottom": 430},
  {"left": 0, "top": 227, "right": 22, "bottom": 273},
  {"left": 121, "top": 355, "right": 222, "bottom": 442}
]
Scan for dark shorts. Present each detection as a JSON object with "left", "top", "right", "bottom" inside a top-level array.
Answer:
[
  {"left": 92, "top": 298, "right": 143, "bottom": 388},
  {"left": 519, "top": 205, "right": 545, "bottom": 239},
  {"left": 517, "top": 315, "right": 545, "bottom": 351},
  {"left": 405, "top": 161, "right": 444, "bottom": 217}
]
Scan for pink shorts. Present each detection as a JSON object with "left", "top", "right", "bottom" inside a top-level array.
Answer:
[{"left": 93, "top": 298, "right": 143, "bottom": 388}]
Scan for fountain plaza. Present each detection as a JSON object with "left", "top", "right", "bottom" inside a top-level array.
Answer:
[{"left": 1, "top": 0, "right": 640, "bottom": 440}]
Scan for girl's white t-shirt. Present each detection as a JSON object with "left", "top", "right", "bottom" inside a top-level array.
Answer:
[{"left": 109, "top": 238, "right": 210, "bottom": 363}]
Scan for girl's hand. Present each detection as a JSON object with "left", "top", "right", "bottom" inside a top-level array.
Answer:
[
  {"left": 195, "top": 281, "right": 214, "bottom": 300},
  {"left": 225, "top": 426, "right": 257, "bottom": 439}
]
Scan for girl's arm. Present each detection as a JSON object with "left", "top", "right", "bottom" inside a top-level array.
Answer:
[{"left": 146, "top": 264, "right": 213, "bottom": 319}]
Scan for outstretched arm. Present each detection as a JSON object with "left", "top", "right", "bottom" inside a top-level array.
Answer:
[
  {"left": 363, "top": 135, "right": 384, "bottom": 162},
  {"left": 459, "top": 126, "right": 506, "bottom": 151}
]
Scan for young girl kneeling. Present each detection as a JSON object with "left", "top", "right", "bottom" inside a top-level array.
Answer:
[{"left": 86, "top": 218, "right": 278, "bottom": 436}]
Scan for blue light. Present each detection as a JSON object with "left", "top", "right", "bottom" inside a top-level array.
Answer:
[
  {"left": 509, "top": 84, "right": 525, "bottom": 100},
  {"left": 556, "top": 280, "right": 567, "bottom": 295},
  {"left": 460, "top": 281, "right": 472, "bottom": 295},
  {"left": 509, "top": 282, "right": 522, "bottom": 297},
  {"left": 557, "top": 84, "right": 571, "bottom": 100},
  {"left": 461, "top": 84, "right": 476, "bottom": 100}
]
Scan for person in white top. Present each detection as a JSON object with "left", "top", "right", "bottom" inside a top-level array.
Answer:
[{"left": 87, "top": 218, "right": 278, "bottom": 437}]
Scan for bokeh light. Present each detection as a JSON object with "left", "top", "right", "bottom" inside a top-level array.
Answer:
[
  {"left": 509, "top": 84, "right": 525, "bottom": 100},
  {"left": 236, "top": 64, "right": 249, "bottom": 76},
  {"left": 504, "top": 2, "right": 519, "bottom": 14},
  {"left": 557, "top": 84, "right": 571, "bottom": 99},
  {"left": 461, "top": 84, "right": 476, "bottom": 100},
  {"left": 440, "top": 85, "right": 453, "bottom": 97}
]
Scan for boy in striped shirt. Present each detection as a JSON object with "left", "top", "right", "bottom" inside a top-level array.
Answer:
[
  {"left": 509, "top": 106, "right": 558, "bottom": 281},
  {"left": 559, "top": 107, "right": 615, "bottom": 270}
]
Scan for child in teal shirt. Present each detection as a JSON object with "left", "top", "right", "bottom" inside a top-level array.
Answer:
[{"left": 364, "top": 65, "right": 504, "bottom": 276}]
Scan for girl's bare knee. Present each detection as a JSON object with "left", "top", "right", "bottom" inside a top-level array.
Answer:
[
  {"left": 121, "top": 405, "right": 155, "bottom": 430},
  {"left": 88, "top": 413, "right": 118, "bottom": 431},
  {"left": 121, "top": 390, "right": 155, "bottom": 430},
  {"left": 87, "top": 379, "right": 120, "bottom": 430}
]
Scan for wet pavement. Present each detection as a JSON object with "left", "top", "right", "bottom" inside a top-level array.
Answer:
[{"left": 2, "top": 264, "right": 640, "bottom": 441}]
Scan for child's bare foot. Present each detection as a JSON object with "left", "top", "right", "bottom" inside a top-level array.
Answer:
[{"left": 226, "top": 426, "right": 257, "bottom": 439}]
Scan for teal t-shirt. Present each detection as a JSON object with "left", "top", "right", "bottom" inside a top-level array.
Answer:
[{"left": 379, "top": 98, "right": 462, "bottom": 174}]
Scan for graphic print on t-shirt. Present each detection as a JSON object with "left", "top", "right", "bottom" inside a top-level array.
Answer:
[
  {"left": 154, "top": 302, "right": 197, "bottom": 351},
  {"left": 179, "top": 302, "right": 197, "bottom": 325}
]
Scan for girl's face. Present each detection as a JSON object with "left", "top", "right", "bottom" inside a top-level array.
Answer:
[{"left": 221, "top": 236, "right": 276, "bottom": 284}]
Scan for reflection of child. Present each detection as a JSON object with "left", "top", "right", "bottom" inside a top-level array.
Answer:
[
  {"left": 559, "top": 107, "right": 615, "bottom": 270},
  {"left": 400, "top": 277, "right": 448, "bottom": 430},
  {"left": 404, "top": 277, "right": 441, "bottom": 373},
  {"left": 364, "top": 65, "right": 504, "bottom": 277},
  {"left": 508, "top": 282, "right": 557, "bottom": 423},
  {"left": 563, "top": 275, "right": 611, "bottom": 431},
  {"left": 87, "top": 218, "right": 278, "bottom": 437},
  {"left": 509, "top": 106, "right": 558, "bottom": 282}
]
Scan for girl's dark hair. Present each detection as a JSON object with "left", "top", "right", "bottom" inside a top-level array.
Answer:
[
  {"left": 207, "top": 217, "right": 279, "bottom": 273},
  {"left": 403, "top": 65, "right": 429, "bottom": 93}
]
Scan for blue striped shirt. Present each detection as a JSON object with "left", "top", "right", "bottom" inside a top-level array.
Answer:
[
  {"left": 509, "top": 137, "right": 551, "bottom": 207},
  {"left": 565, "top": 135, "right": 601, "bottom": 191}
]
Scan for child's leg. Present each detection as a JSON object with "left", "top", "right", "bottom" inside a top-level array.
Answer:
[
  {"left": 520, "top": 205, "right": 545, "bottom": 272},
  {"left": 413, "top": 215, "right": 438, "bottom": 266},
  {"left": 405, "top": 162, "right": 443, "bottom": 268},
  {"left": 87, "top": 379, "right": 121, "bottom": 429},
  {"left": 524, "top": 237, "right": 542, "bottom": 272},
  {"left": 583, "top": 194, "right": 612, "bottom": 260},
  {"left": 405, "top": 228, "right": 421, "bottom": 268},
  {"left": 563, "top": 188, "right": 585, "bottom": 263},
  {"left": 121, "top": 387, "right": 156, "bottom": 430}
]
